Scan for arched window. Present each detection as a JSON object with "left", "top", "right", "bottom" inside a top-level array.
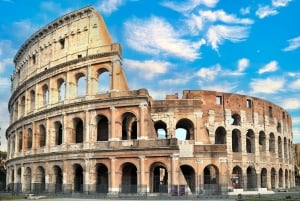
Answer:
[
  {"left": 269, "top": 133, "right": 275, "bottom": 153},
  {"left": 74, "top": 118, "right": 83, "bottom": 143},
  {"left": 30, "top": 90, "right": 35, "bottom": 111},
  {"left": 57, "top": 79, "right": 66, "bottom": 102},
  {"left": 246, "top": 129, "right": 255, "bottom": 153},
  {"left": 176, "top": 118, "right": 194, "bottom": 140},
  {"left": 122, "top": 112, "right": 137, "bottom": 140},
  {"left": 27, "top": 128, "right": 32, "bottom": 149},
  {"left": 232, "top": 129, "right": 241, "bottom": 152},
  {"left": 42, "top": 84, "right": 49, "bottom": 105},
  {"left": 231, "top": 113, "right": 241, "bottom": 126},
  {"left": 215, "top": 127, "right": 226, "bottom": 144},
  {"left": 259, "top": 131, "right": 266, "bottom": 152},
  {"left": 97, "top": 115, "right": 109, "bottom": 141},
  {"left": 20, "top": 96, "right": 25, "bottom": 116},
  {"left": 76, "top": 74, "right": 86, "bottom": 97},
  {"left": 39, "top": 125, "right": 46, "bottom": 147},
  {"left": 154, "top": 120, "right": 167, "bottom": 139},
  {"left": 54, "top": 121, "right": 63, "bottom": 145},
  {"left": 98, "top": 70, "right": 110, "bottom": 93},
  {"left": 278, "top": 136, "right": 282, "bottom": 158}
]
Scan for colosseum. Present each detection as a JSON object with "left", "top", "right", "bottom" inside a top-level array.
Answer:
[{"left": 5, "top": 6, "right": 294, "bottom": 197}]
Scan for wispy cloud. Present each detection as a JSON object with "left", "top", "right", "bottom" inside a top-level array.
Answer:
[
  {"left": 199, "top": 81, "right": 237, "bottom": 93},
  {"left": 238, "top": 58, "right": 250, "bottom": 72},
  {"left": 250, "top": 77, "right": 284, "bottom": 94},
  {"left": 161, "top": 0, "right": 219, "bottom": 14},
  {"left": 272, "top": 0, "right": 291, "bottom": 7},
  {"left": 256, "top": 0, "right": 291, "bottom": 19},
  {"left": 282, "top": 36, "right": 300, "bottom": 51},
  {"left": 124, "top": 59, "right": 171, "bottom": 79},
  {"left": 124, "top": 16, "right": 203, "bottom": 60},
  {"left": 281, "top": 98, "right": 300, "bottom": 110},
  {"left": 290, "top": 79, "right": 300, "bottom": 90},
  {"left": 258, "top": 60, "right": 279, "bottom": 74},
  {"left": 97, "top": 0, "right": 125, "bottom": 15},
  {"left": 196, "top": 64, "right": 221, "bottom": 81}
]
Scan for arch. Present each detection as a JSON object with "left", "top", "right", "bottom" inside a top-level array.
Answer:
[
  {"left": 27, "top": 128, "right": 33, "bottom": 149},
  {"left": 24, "top": 167, "right": 32, "bottom": 193},
  {"left": 18, "top": 131, "right": 23, "bottom": 152},
  {"left": 261, "top": 168, "right": 267, "bottom": 188},
  {"left": 215, "top": 127, "right": 226, "bottom": 144},
  {"left": 154, "top": 120, "right": 167, "bottom": 139},
  {"left": 277, "top": 122, "right": 281, "bottom": 133},
  {"left": 246, "top": 166, "right": 257, "bottom": 190},
  {"left": 271, "top": 168, "right": 276, "bottom": 189},
  {"left": 73, "top": 164, "right": 83, "bottom": 192},
  {"left": 57, "top": 78, "right": 66, "bottom": 102},
  {"left": 76, "top": 73, "right": 86, "bottom": 97},
  {"left": 180, "top": 165, "right": 195, "bottom": 193},
  {"left": 232, "top": 129, "right": 241, "bottom": 152},
  {"left": 39, "top": 124, "right": 46, "bottom": 147},
  {"left": 284, "top": 137, "right": 287, "bottom": 159},
  {"left": 231, "top": 113, "right": 241, "bottom": 126},
  {"left": 16, "top": 168, "right": 21, "bottom": 192},
  {"left": 30, "top": 90, "right": 35, "bottom": 111},
  {"left": 259, "top": 131, "right": 266, "bottom": 152},
  {"left": 122, "top": 112, "right": 137, "bottom": 140},
  {"left": 53, "top": 165, "right": 63, "bottom": 192},
  {"left": 203, "top": 164, "right": 219, "bottom": 194},
  {"left": 97, "top": 69, "right": 110, "bottom": 93},
  {"left": 74, "top": 118, "right": 83, "bottom": 143},
  {"left": 42, "top": 84, "right": 49, "bottom": 105},
  {"left": 278, "top": 136, "right": 282, "bottom": 158},
  {"left": 278, "top": 168, "right": 283, "bottom": 187},
  {"left": 150, "top": 162, "right": 168, "bottom": 193},
  {"left": 20, "top": 96, "right": 25, "bottom": 116},
  {"left": 121, "top": 162, "right": 137, "bottom": 193},
  {"left": 269, "top": 133, "right": 275, "bottom": 153},
  {"left": 246, "top": 129, "right": 255, "bottom": 153},
  {"left": 35, "top": 166, "right": 45, "bottom": 193},
  {"left": 285, "top": 169, "right": 288, "bottom": 188},
  {"left": 54, "top": 121, "right": 63, "bottom": 145},
  {"left": 96, "top": 163, "right": 108, "bottom": 193},
  {"left": 176, "top": 118, "right": 194, "bottom": 140},
  {"left": 96, "top": 115, "right": 109, "bottom": 141},
  {"left": 232, "top": 166, "right": 243, "bottom": 189}
]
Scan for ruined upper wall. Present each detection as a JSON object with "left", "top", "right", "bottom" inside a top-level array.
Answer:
[{"left": 11, "top": 6, "right": 115, "bottom": 92}]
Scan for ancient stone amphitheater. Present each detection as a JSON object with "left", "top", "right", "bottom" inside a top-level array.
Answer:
[{"left": 5, "top": 6, "right": 294, "bottom": 196}]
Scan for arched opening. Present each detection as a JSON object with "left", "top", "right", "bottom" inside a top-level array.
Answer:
[
  {"left": 271, "top": 168, "right": 276, "bottom": 189},
  {"left": 278, "top": 136, "right": 282, "bottom": 158},
  {"left": 18, "top": 132, "right": 23, "bottom": 152},
  {"left": 53, "top": 165, "right": 63, "bottom": 192},
  {"left": 34, "top": 166, "right": 45, "bottom": 193},
  {"left": 232, "top": 166, "right": 243, "bottom": 189},
  {"left": 121, "top": 163, "right": 137, "bottom": 193},
  {"left": 74, "top": 164, "right": 83, "bottom": 192},
  {"left": 97, "top": 115, "right": 109, "bottom": 141},
  {"left": 122, "top": 112, "right": 137, "bottom": 140},
  {"left": 57, "top": 78, "right": 66, "bottom": 102},
  {"left": 203, "top": 165, "right": 219, "bottom": 194},
  {"left": 97, "top": 69, "right": 110, "bottom": 93},
  {"left": 279, "top": 168, "right": 283, "bottom": 187},
  {"left": 96, "top": 164, "right": 108, "bottom": 193},
  {"left": 20, "top": 96, "right": 25, "bottom": 116},
  {"left": 231, "top": 113, "right": 241, "bottom": 126},
  {"left": 232, "top": 129, "right": 241, "bottom": 152},
  {"left": 16, "top": 168, "right": 21, "bottom": 192},
  {"left": 27, "top": 128, "right": 32, "bottom": 149},
  {"left": 284, "top": 137, "right": 287, "bottom": 159},
  {"left": 154, "top": 120, "right": 167, "bottom": 139},
  {"left": 246, "top": 129, "right": 255, "bottom": 153},
  {"left": 180, "top": 165, "right": 195, "bottom": 193},
  {"left": 24, "top": 167, "right": 32, "bottom": 193},
  {"left": 259, "top": 131, "right": 266, "bottom": 152},
  {"left": 215, "top": 127, "right": 226, "bottom": 144},
  {"left": 74, "top": 118, "right": 83, "bottom": 143},
  {"left": 277, "top": 122, "right": 281, "bottom": 133},
  {"left": 246, "top": 166, "right": 257, "bottom": 190},
  {"left": 39, "top": 125, "right": 46, "bottom": 147},
  {"left": 150, "top": 163, "right": 168, "bottom": 193},
  {"left": 285, "top": 169, "right": 288, "bottom": 188},
  {"left": 54, "top": 121, "right": 63, "bottom": 145},
  {"left": 261, "top": 168, "right": 267, "bottom": 188},
  {"left": 42, "top": 84, "right": 49, "bottom": 105},
  {"left": 30, "top": 90, "right": 35, "bottom": 111},
  {"left": 269, "top": 133, "right": 275, "bottom": 153},
  {"left": 176, "top": 118, "right": 194, "bottom": 140},
  {"left": 76, "top": 74, "right": 86, "bottom": 97}
]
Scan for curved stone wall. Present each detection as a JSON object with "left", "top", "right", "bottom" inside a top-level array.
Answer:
[{"left": 5, "top": 6, "right": 294, "bottom": 195}]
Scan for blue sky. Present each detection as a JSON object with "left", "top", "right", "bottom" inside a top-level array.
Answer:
[{"left": 1, "top": 0, "right": 300, "bottom": 150}]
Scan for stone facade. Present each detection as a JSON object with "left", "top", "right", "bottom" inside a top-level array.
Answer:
[{"left": 5, "top": 6, "right": 294, "bottom": 195}]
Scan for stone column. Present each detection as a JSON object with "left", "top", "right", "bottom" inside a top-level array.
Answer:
[
  {"left": 138, "top": 103, "right": 148, "bottom": 139},
  {"left": 110, "top": 107, "right": 117, "bottom": 140},
  {"left": 84, "top": 110, "right": 90, "bottom": 149},
  {"left": 171, "top": 153, "right": 179, "bottom": 192},
  {"left": 109, "top": 157, "right": 117, "bottom": 195},
  {"left": 139, "top": 156, "right": 146, "bottom": 192}
]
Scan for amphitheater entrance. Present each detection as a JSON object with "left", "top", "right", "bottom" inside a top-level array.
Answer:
[
  {"left": 53, "top": 165, "right": 63, "bottom": 192},
  {"left": 121, "top": 162, "right": 137, "bottom": 193},
  {"left": 271, "top": 168, "right": 276, "bottom": 189},
  {"left": 24, "top": 167, "right": 32, "bottom": 192},
  {"left": 96, "top": 164, "right": 108, "bottom": 193},
  {"left": 203, "top": 165, "right": 219, "bottom": 194},
  {"left": 246, "top": 166, "right": 257, "bottom": 190},
  {"left": 34, "top": 166, "right": 45, "bottom": 193},
  {"left": 279, "top": 168, "right": 283, "bottom": 187},
  {"left": 150, "top": 163, "right": 168, "bottom": 193},
  {"left": 232, "top": 166, "right": 243, "bottom": 189},
  {"left": 180, "top": 165, "right": 195, "bottom": 193},
  {"left": 261, "top": 168, "right": 267, "bottom": 188},
  {"left": 74, "top": 164, "right": 83, "bottom": 192}
]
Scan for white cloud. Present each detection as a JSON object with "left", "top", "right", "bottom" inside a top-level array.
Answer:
[
  {"left": 237, "top": 58, "right": 249, "bottom": 72},
  {"left": 199, "top": 81, "right": 237, "bottom": 93},
  {"left": 256, "top": 5, "right": 278, "bottom": 19},
  {"left": 240, "top": 7, "right": 251, "bottom": 15},
  {"left": 250, "top": 77, "right": 284, "bottom": 94},
  {"left": 159, "top": 77, "right": 190, "bottom": 85},
  {"left": 283, "top": 36, "right": 300, "bottom": 51},
  {"left": 97, "top": 0, "right": 125, "bottom": 15},
  {"left": 281, "top": 98, "right": 300, "bottom": 110},
  {"left": 0, "top": 58, "right": 12, "bottom": 74},
  {"left": 290, "top": 79, "right": 300, "bottom": 90},
  {"left": 124, "top": 59, "right": 171, "bottom": 79},
  {"left": 258, "top": 61, "right": 279, "bottom": 74},
  {"left": 206, "top": 25, "right": 249, "bottom": 50},
  {"left": 272, "top": 0, "right": 291, "bottom": 7},
  {"left": 196, "top": 64, "right": 222, "bottom": 81},
  {"left": 124, "top": 17, "right": 203, "bottom": 60},
  {"left": 162, "top": 0, "right": 219, "bottom": 13}
]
